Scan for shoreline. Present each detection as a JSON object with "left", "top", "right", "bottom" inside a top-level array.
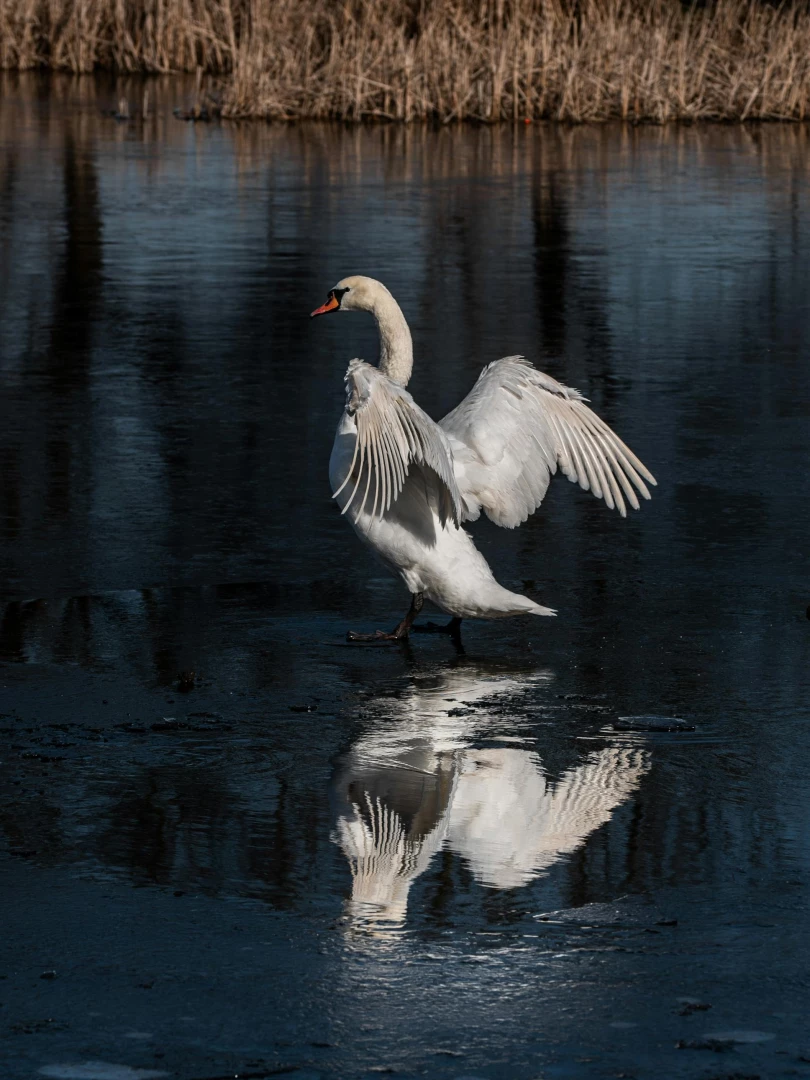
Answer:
[
  {"left": 5, "top": 69, "right": 810, "bottom": 134},
  {"left": 2, "top": 0, "right": 810, "bottom": 124}
]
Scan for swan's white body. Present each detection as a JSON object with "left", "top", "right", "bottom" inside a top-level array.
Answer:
[
  {"left": 314, "top": 276, "right": 656, "bottom": 625},
  {"left": 329, "top": 401, "right": 546, "bottom": 618}
]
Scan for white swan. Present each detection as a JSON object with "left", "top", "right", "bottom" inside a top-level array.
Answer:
[{"left": 311, "top": 276, "right": 656, "bottom": 641}]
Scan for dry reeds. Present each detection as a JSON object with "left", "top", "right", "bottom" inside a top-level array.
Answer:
[{"left": 2, "top": 0, "right": 810, "bottom": 122}]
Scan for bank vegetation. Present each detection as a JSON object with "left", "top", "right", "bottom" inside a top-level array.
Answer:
[{"left": 2, "top": 0, "right": 810, "bottom": 122}]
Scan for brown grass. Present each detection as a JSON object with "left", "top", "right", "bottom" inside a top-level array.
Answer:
[{"left": 2, "top": 0, "right": 810, "bottom": 122}]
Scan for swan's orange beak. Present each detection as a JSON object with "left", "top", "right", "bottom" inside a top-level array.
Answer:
[{"left": 310, "top": 294, "right": 340, "bottom": 318}]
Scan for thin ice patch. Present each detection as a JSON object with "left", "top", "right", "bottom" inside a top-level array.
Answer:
[
  {"left": 702, "top": 1030, "right": 775, "bottom": 1044},
  {"left": 40, "top": 1064, "right": 169, "bottom": 1080}
]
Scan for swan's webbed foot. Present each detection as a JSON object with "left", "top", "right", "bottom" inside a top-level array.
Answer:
[
  {"left": 413, "top": 617, "right": 463, "bottom": 641},
  {"left": 346, "top": 592, "right": 424, "bottom": 644}
]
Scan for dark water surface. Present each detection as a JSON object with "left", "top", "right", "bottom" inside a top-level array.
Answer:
[{"left": 1, "top": 74, "right": 810, "bottom": 1080}]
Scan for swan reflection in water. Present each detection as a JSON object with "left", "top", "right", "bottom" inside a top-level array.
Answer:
[{"left": 331, "top": 666, "right": 649, "bottom": 932}]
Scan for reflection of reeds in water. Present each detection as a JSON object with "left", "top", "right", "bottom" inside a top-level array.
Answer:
[
  {"left": 3, "top": 71, "right": 809, "bottom": 182},
  {"left": 2, "top": 0, "right": 810, "bottom": 122}
]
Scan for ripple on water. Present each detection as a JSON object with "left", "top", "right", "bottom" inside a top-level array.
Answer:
[{"left": 612, "top": 715, "right": 696, "bottom": 732}]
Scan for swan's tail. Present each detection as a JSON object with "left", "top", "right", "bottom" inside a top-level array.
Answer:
[
  {"left": 527, "top": 601, "right": 557, "bottom": 617},
  {"left": 481, "top": 586, "right": 556, "bottom": 618}
]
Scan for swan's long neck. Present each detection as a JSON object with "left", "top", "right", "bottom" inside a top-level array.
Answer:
[{"left": 373, "top": 292, "right": 413, "bottom": 387}]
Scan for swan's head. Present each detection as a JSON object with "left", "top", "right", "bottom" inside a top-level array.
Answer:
[{"left": 310, "top": 275, "right": 390, "bottom": 318}]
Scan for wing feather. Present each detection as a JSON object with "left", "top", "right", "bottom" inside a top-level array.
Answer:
[
  {"left": 548, "top": 399, "right": 589, "bottom": 489},
  {"left": 357, "top": 442, "right": 374, "bottom": 519},
  {"left": 337, "top": 360, "right": 462, "bottom": 526},
  {"left": 369, "top": 414, "right": 382, "bottom": 522},
  {"left": 378, "top": 420, "right": 395, "bottom": 512},
  {"left": 575, "top": 404, "right": 652, "bottom": 500},
  {"left": 440, "top": 355, "right": 656, "bottom": 528},
  {"left": 581, "top": 417, "right": 638, "bottom": 512},
  {"left": 565, "top": 415, "right": 604, "bottom": 500}
]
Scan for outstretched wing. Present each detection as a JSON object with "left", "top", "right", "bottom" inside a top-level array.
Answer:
[
  {"left": 440, "top": 356, "right": 656, "bottom": 528},
  {"left": 334, "top": 360, "right": 463, "bottom": 526}
]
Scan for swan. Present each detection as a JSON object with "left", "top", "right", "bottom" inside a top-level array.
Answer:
[{"left": 311, "top": 276, "right": 656, "bottom": 642}]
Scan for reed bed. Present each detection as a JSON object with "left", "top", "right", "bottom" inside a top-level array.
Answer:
[{"left": 2, "top": 0, "right": 810, "bottom": 122}]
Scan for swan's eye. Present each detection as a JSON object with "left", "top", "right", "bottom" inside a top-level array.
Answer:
[{"left": 333, "top": 287, "right": 349, "bottom": 305}]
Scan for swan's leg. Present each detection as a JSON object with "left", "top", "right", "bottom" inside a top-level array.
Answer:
[
  {"left": 412, "top": 617, "right": 463, "bottom": 641},
  {"left": 346, "top": 592, "right": 423, "bottom": 643}
]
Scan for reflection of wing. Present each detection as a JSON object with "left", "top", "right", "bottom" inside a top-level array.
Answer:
[
  {"left": 441, "top": 356, "right": 656, "bottom": 526},
  {"left": 337, "top": 788, "right": 450, "bottom": 928},
  {"left": 331, "top": 668, "right": 532, "bottom": 930},
  {"left": 334, "top": 360, "right": 462, "bottom": 526},
  {"left": 447, "top": 746, "right": 649, "bottom": 888}
]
